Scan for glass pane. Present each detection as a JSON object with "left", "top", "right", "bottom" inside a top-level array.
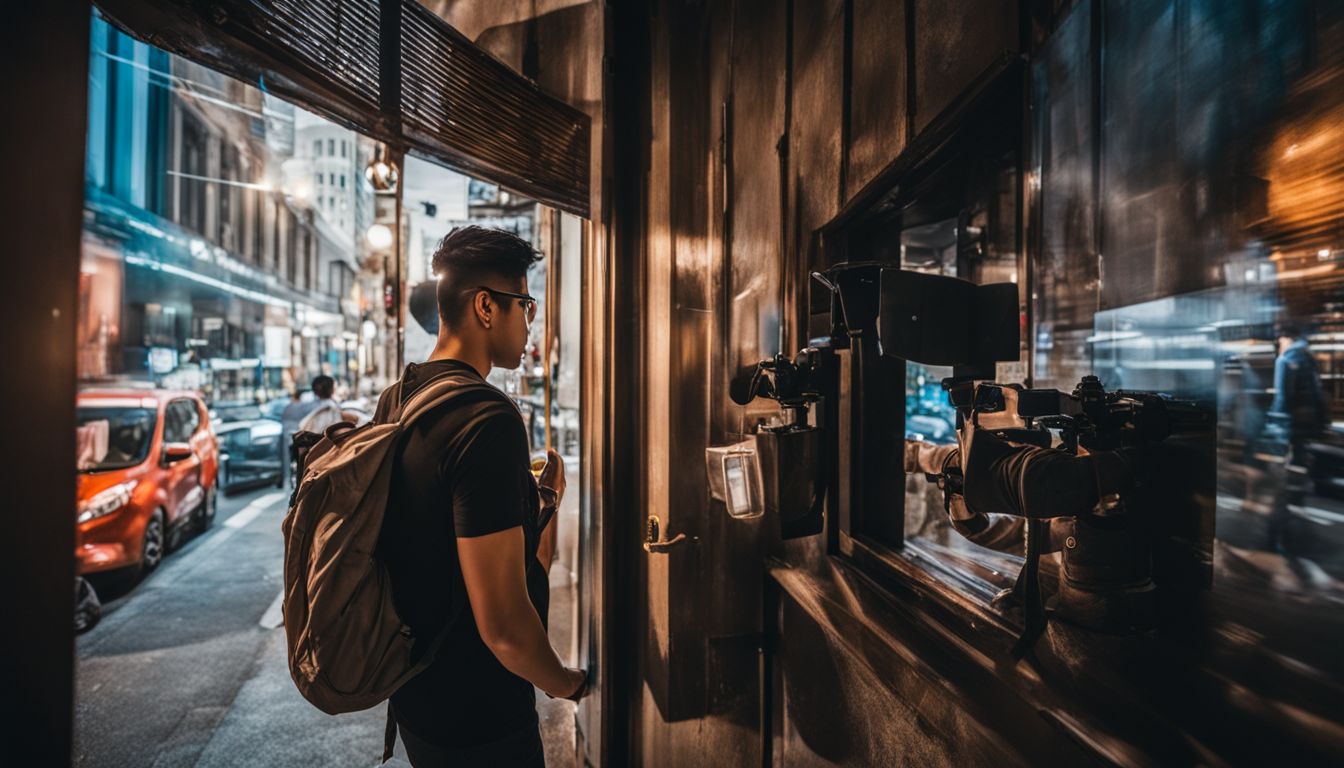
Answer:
[
  {"left": 898, "top": 149, "right": 1026, "bottom": 612},
  {"left": 1033, "top": 0, "right": 1344, "bottom": 693}
]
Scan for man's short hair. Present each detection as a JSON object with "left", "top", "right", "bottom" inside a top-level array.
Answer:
[
  {"left": 432, "top": 226, "right": 541, "bottom": 330},
  {"left": 1279, "top": 322, "right": 1308, "bottom": 340},
  {"left": 311, "top": 375, "right": 335, "bottom": 399}
]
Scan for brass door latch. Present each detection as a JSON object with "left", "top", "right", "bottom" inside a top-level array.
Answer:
[{"left": 644, "top": 515, "right": 694, "bottom": 553}]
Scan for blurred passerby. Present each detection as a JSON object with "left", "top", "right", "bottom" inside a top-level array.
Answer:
[
  {"left": 1267, "top": 324, "right": 1329, "bottom": 551},
  {"left": 298, "top": 375, "right": 342, "bottom": 436},
  {"left": 279, "top": 389, "right": 315, "bottom": 487}
]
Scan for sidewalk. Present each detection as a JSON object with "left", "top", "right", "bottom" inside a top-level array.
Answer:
[{"left": 76, "top": 487, "right": 576, "bottom": 767}]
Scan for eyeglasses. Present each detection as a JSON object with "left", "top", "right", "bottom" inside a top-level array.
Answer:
[{"left": 471, "top": 286, "right": 538, "bottom": 324}]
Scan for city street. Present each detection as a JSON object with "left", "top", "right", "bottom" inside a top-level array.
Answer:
[
  {"left": 75, "top": 486, "right": 394, "bottom": 767},
  {"left": 75, "top": 484, "right": 576, "bottom": 768}
]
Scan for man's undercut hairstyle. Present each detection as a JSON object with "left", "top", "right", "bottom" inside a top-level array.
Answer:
[
  {"left": 433, "top": 225, "right": 542, "bottom": 330},
  {"left": 311, "top": 375, "right": 335, "bottom": 399}
]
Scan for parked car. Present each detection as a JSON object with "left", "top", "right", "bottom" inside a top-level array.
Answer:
[
  {"left": 209, "top": 400, "right": 267, "bottom": 428},
  {"left": 76, "top": 389, "right": 219, "bottom": 579},
  {"left": 906, "top": 413, "right": 955, "bottom": 444},
  {"left": 262, "top": 391, "right": 315, "bottom": 422},
  {"left": 218, "top": 419, "right": 285, "bottom": 494}
]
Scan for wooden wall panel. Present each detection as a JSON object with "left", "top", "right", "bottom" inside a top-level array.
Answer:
[
  {"left": 789, "top": 0, "right": 847, "bottom": 349},
  {"left": 913, "top": 0, "right": 1018, "bottom": 133},
  {"left": 847, "top": 0, "right": 908, "bottom": 200}
]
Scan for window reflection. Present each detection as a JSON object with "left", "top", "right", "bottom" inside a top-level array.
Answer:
[
  {"left": 1030, "top": 0, "right": 1344, "bottom": 677},
  {"left": 80, "top": 12, "right": 388, "bottom": 404}
]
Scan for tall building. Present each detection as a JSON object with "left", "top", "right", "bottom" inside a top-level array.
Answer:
[{"left": 79, "top": 13, "right": 381, "bottom": 402}]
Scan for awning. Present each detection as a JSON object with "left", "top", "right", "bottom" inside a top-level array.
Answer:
[{"left": 94, "top": 0, "right": 591, "bottom": 218}]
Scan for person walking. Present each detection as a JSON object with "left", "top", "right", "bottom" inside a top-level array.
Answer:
[
  {"left": 374, "top": 226, "right": 586, "bottom": 767},
  {"left": 278, "top": 389, "right": 316, "bottom": 488},
  {"left": 297, "top": 375, "right": 343, "bottom": 436},
  {"left": 1267, "top": 323, "right": 1329, "bottom": 552}
]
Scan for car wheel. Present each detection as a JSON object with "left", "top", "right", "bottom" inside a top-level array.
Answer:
[
  {"left": 199, "top": 485, "right": 217, "bottom": 530},
  {"left": 74, "top": 577, "right": 101, "bottom": 634},
  {"left": 140, "top": 509, "right": 166, "bottom": 574}
]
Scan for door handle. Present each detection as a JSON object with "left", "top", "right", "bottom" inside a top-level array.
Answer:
[{"left": 644, "top": 515, "right": 695, "bottom": 554}]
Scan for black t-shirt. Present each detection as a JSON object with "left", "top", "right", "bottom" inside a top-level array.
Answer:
[{"left": 376, "top": 359, "right": 547, "bottom": 747}]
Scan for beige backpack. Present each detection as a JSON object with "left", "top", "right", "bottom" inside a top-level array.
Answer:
[{"left": 280, "top": 372, "right": 497, "bottom": 756}]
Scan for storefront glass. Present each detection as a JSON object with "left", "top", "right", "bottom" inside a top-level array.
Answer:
[{"left": 80, "top": 12, "right": 389, "bottom": 407}]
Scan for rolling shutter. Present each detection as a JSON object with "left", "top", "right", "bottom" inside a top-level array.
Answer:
[{"left": 400, "top": 1, "right": 589, "bottom": 217}]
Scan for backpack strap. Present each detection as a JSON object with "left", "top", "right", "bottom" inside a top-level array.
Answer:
[{"left": 395, "top": 372, "right": 514, "bottom": 427}]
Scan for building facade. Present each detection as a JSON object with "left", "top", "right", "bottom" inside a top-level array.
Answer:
[{"left": 79, "top": 13, "right": 384, "bottom": 403}]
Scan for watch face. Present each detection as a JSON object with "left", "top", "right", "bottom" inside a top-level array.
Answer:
[{"left": 724, "top": 456, "right": 751, "bottom": 516}]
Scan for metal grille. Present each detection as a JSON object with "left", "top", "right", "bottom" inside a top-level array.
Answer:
[{"left": 400, "top": 1, "right": 590, "bottom": 216}]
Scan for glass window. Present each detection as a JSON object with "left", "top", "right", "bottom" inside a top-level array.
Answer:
[
  {"left": 76, "top": 406, "right": 157, "bottom": 471},
  {"left": 1026, "top": 0, "right": 1344, "bottom": 695},
  {"left": 839, "top": 71, "right": 1026, "bottom": 614},
  {"left": 78, "top": 11, "right": 390, "bottom": 416},
  {"left": 341, "top": 140, "right": 347, "bottom": 158},
  {"left": 163, "top": 400, "right": 195, "bottom": 443},
  {"left": 340, "top": 174, "right": 345, "bottom": 189}
]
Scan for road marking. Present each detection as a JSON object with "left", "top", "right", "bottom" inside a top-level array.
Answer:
[
  {"left": 225, "top": 491, "right": 287, "bottom": 529},
  {"left": 259, "top": 590, "right": 285, "bottom": 629}
]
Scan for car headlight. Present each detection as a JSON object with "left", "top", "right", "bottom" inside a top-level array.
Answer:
[{"left": 78, "top": 480, "right": 138, "bottom": 524}]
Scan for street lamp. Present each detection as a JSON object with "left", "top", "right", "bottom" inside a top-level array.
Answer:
[
  {"left": 366, "top": 223, "right": 394, "bottom": 250},
  {"left": 365, "top": 145, "right": 399, "bottom": 192}
]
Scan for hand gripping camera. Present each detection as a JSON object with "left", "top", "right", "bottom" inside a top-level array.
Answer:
[{"left": 923, "top": 375, "right": 1213, "bottom": 652}]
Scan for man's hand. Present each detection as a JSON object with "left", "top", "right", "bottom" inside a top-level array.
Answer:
[
  {"left": 558, "top": 667, "right": 590, "bottom": 702},
  {"left": 539, "top": 449, "right": 566, "bottom": 504}
]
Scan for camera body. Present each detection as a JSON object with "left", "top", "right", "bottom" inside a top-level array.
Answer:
[{"left": 934, "top": 375, "right": 1213, "bottom": 635}]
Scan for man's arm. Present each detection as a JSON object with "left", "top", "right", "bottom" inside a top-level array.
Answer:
[
  {"left": 1271, "top": 353, "right": 1291, "bottom": 416},
  {"left": 458, "top": 526, "right": 583, "bottom": 698}
]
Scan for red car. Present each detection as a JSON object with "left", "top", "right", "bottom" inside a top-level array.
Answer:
[{"left": 75, "top": 389, "right": 220, "bottom": 578}]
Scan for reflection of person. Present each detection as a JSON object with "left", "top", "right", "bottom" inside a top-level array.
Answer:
[
  {"left": 1267, "top": 324, "right": 1329, "bottom": 551},
  {"left": 374, "top": 226, "right": 585, "bottom": 767}
]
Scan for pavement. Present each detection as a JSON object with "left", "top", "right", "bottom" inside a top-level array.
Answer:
[{"left": 76, "top": 483, "right": 578, "bottom": 768}]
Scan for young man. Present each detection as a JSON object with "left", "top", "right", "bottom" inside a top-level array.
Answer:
[
  {"left": 296, "top": 375, "right": 342, "bottom": 435},
  {"left": 1267, "top": 323, "right": 1328, "bottom": 551},
  {"left": 375, "top": 226, "right": 586, "bottom": 767}
]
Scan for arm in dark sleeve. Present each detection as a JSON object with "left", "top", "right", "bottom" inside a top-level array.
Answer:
[
  {"left": 1270, "top": 353, "right": 1291, "bottom": 416},
  {"left": 445, "top": 408, "right": 532, "bottom": 538}
]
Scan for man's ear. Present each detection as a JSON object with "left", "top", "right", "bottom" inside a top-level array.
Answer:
[{"left": 474, "top": 290, "right": 493, "bottom": 329}]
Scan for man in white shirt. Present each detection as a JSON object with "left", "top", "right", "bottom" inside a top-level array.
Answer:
[{"left": 297, "top": 375, "right": 342, "bottom": 435}]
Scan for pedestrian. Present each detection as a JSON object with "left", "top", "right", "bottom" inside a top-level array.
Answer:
[
  {"left": 1266, "top": 322, "right": 1329, "bottom": 552},
  {"left": 374, "top": 226, "right": 586, "bottom": 767},
  {"left": 278, "top": 389, "right": 316, "bottom": 487},
  {"left": 297, "top": 375, "right": 342, "bottom": 435}
]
